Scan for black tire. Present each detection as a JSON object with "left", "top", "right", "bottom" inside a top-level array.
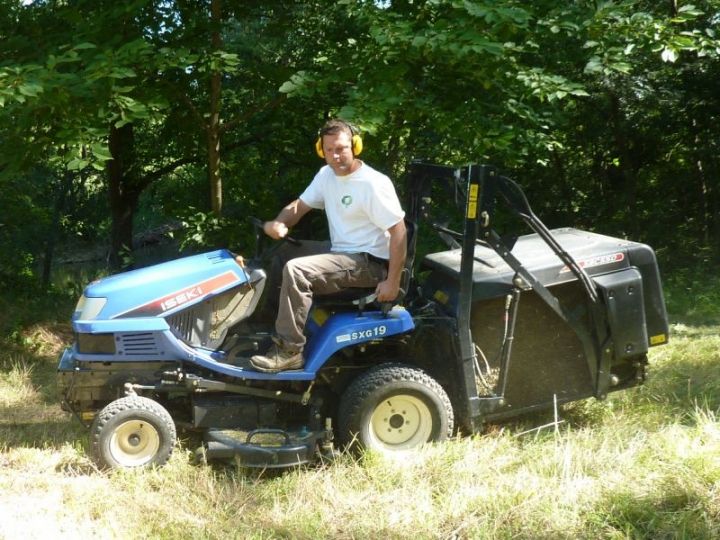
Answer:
[
  {"left": 90, "top": 396, "right": 177, "bottom": 469},
  {"left": 338, "top": 363, "right": 454, "bottom": 453}
]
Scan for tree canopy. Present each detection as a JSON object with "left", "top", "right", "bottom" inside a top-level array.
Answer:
[{"left": 1, "top": 0, "right": 718, "bottom": 286}]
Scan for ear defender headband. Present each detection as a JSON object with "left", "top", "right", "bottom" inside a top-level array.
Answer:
[{"left": 315, "top": 121, "right": 363, "bottom": 158}]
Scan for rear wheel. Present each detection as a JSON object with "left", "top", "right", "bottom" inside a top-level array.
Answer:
[
  {"left": 90, "top": 396, "right": 176, "bottom": 469},
  {"left": 338, "top": 363, "right": 453, "bottom": 453}
]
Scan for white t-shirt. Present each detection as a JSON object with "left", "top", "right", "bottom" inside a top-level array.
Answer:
[{"left": 299, "top": 162, "right": 405, "bottom": 259}]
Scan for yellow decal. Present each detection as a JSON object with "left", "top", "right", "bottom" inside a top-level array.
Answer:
[
  {"left": 467, "top": 183, "right": 479, "bottom": 219},
  {"left": 312, "top": 308, "right": 329, "bottom": 326},
  {"left": 649, "top": 333, "right": 667, "bottom": 346},
  {"left": 433, "top": 289, "right": 449, "bottom": 304}
]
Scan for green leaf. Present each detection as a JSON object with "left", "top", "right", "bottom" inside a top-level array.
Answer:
[
  {"left": 661, "top": 47, "right": 678, "bottom": 62},
  {"left": 611, "top": 62, "right": 632, "bottom": 73},
  {"left": 337, "top": 105, "right": 357, "bottom": 121},
  {"left": 109, "top": 68, "right": 137, "bottom": 79},
  {"left": 17, "top": 83, "right": 43, "bottom": 97},
  {"left": 114, "top": 117, "right": 132, "bottom": 128},
  {"left": 90, "top": 143, "right": 113, "bottom": 161},
  {"left": 672, "top": 36, "right": 697, "bottom": 49},
  {"left": 412, "top": 35, "right": 427, "bottom": 47},
  {"left": 460, "top": 2, "right": 488, "bottom": 18},
  {"left": 279, "top": 71, "right": 309, "bottom": 95},
  {"left": 66, "top": 158, "right": 89, "bottom": 171},
  {"left": 220, "top": 52, "right": 240, "bottom": 62},
  {"left": 584, "top": 57, "right": 603, "bottom": 74},
  {"left": 678, "top": 4, "right": 703, "bottom": 16}
]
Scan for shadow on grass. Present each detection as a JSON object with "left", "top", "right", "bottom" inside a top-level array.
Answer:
[
  {"left": 0, "top": 332, "right": 86, "bottom": 451},
  {"left": 588, "top": 486, "right": 718, "bottom": 539},
  {"left": 0, "top": 416, "right": 86, "bottom": 449},
  {"left": 638, "top": 325, "right": 720, "bottom": 413}
]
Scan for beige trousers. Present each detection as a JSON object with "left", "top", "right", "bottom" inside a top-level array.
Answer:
[{"left": 273, "top": 245, "right": 387, "bottom": 350}]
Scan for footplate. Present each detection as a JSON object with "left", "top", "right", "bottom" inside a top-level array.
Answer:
[{"left": 202, "top": 428, "right": 325, "bottom": 468}]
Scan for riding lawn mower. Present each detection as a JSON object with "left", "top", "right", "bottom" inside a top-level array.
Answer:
[{"left": 57, "top": 162, "right": 669, "bottom": 469}]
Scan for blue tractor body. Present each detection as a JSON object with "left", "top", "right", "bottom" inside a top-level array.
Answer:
[{"left": 64, "top": 248, "right": 413, "bottom": 382}]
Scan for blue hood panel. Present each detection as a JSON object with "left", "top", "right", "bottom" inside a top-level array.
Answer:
[{"left": 84, "top": 249, "right": 250, "bottom": 319}]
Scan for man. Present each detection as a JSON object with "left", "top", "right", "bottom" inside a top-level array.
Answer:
[{"left": 250, "top": 119, "right": 406, "bottom": 372}]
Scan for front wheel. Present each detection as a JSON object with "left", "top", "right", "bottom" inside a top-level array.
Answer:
[
  {"left": 338, "top": 363, "right": 454, "bottom": 453},
  {"left": 90, "top": 396, "right": 177, "bottom": 469}
]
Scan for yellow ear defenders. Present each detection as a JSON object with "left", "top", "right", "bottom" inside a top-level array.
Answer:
[{"left": 315, "top": 122, "right": 363, "bottom": 158}]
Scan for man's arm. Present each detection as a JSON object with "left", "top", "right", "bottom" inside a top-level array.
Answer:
[
  {"left": 375, "top": 219, "right": 407, "bottom": 302},
  {"left": 264, "top": 198, "right": 313, "bottom": 239}
]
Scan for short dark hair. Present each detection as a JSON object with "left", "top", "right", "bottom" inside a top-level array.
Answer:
[{"left": 319, "top": 119, "right": 356, "bottom": 138}]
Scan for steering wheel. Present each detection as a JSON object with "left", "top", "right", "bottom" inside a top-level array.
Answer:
[{"left": 248, "top": 217, "right": 301, "bottom": 246}]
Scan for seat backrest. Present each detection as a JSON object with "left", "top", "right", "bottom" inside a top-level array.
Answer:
[
  {"left": 395, "top": 218, "right": 417, "bottom": 303},
  {"left": 374, "top": 218, "right": 417, "bottom": 315}
]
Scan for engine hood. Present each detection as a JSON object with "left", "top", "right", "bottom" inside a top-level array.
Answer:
[{"left": 81, "top": 249, "right": 251, "bottom": 320}]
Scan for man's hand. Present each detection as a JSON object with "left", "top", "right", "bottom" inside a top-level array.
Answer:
[
  {"left": 264, "top": 220, "right": 289, "bottom": 240},
  {"left": 375, "top": 279, "right": 400, "bottom": 303},
  {"left": 264, "top": 199, "right": 312, "bottom": 240}
]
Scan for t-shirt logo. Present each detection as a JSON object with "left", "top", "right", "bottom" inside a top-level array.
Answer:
[{"left": 341, "top": 195, "right": 353, "bottom": 208}]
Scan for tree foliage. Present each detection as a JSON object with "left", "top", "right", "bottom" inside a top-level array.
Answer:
[{"left": 0, "top": 0, "right": 718, "bottom": 287}]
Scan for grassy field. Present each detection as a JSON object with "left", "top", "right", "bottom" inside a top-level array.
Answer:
[{"left": 1, "top": 284, "right": 720, "bottom": 539}]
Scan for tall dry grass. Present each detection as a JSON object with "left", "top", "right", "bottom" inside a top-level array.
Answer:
[{"left": 1, "top": 297, "right": 720, "bottom": 538}]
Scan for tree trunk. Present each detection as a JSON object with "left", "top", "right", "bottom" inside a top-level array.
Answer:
[
  {"left": 208, "top": 0, "right": 223, "bottom": 215},
  {"left": 711, "top": 172, "right": 720, "bottom": 260},
  {"left": 551, "top": 148, "right": 575, "bottom": 218},
  {"left": 107, "top": 123, "right": 141, "bottom": 270},
  {"left": 689, "top": 117, "right": 718, "bottom": 252},
  {"left": 41, "top": 169, "right": 74, "bottom": 288},
  {"left": 384, "top": 112, "right": 407, "bottom": 184},
  {"left": 607, "top": 92, "right": 639, "bottom": 237},
  {"left": 208, "top": 110, "right": 222, "bottom": 214}
]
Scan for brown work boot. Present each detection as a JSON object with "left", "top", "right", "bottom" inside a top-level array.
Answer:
[{"left": 250, "top": 342, "right": 304, "bottom": 373}]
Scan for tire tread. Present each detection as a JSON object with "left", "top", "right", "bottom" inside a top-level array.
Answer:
[
  {"left": 90, "top": 395, "right": 176, "bottom": 468},
  {"left": 338, "top": 363, "right": 454, "bottom": 447}
]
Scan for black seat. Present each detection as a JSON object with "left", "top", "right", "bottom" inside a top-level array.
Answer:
[{"left": 313, "top": 218, "right": 417, "bottom": 311}]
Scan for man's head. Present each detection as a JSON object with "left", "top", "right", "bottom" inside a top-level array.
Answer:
[
  {"left": 315, "top": 119, "right": 363, "bottom": 157},
  {"left": 315, "top": 119, "right": 363, "bottom": 176}
]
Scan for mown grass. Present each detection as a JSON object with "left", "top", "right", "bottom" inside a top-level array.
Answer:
[{"left": 1, "top": 283, "right": 720, "bottom": 539}]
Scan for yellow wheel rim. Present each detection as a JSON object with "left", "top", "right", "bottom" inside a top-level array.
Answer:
[
  {"left": 368, "top": 395, "right": 433, "bottom": 451},
  {"left": 109, "top": 420, "right": 161, "bottom": 467}
]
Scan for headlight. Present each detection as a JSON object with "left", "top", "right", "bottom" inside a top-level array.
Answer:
[
  {"left": 73, "top": 295, "right": 107, "bottom": 320},
  {"left": 77, "top": 333, "right": 116, "bottom": 354}
]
